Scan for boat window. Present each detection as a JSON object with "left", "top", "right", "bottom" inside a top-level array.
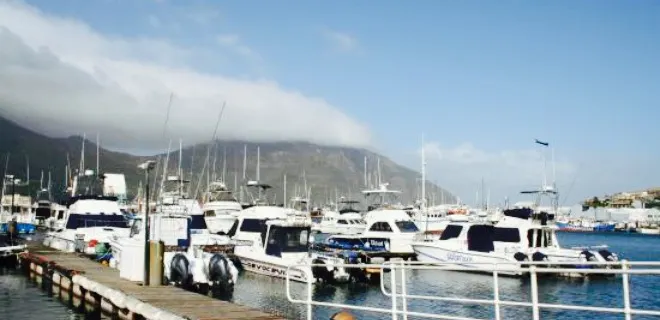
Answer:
[
  {"left": 189, "top": 215, "right": 208, "bottom": 230},
  {"left": 208, "top": 191, "right": 237, "bottom": 202},
  {"left": 369, "top": 222, "right": 393, "bottom": 232},
  {"left": 466, "top": 225, "right": 495, "bottom": 253},
  {"left": 338, "top": 219, "right": 348, "bottom": 224},
  {"left": 204, "top": 210, "right": 216, "bottom": 217},
  {"left": 395, "top": 221, "right": 419, "bottom": 233},
  {"left": 492, "top": 227, "right": 520, "bottom": 243},
  {"left": 65, "top": 214, "right": 128, "bottom": 229},
  {"left": 240, "top": 219, "right": 267, "bottom": 233},
  {"left": 439, "top": 225, "right": 462, "bottom": 240},
  {"left": 527, "top": 229, "right": 550, "bottom": 248},
  {"left": 266, "top": 227, "right": 310, "bottom": 254}
]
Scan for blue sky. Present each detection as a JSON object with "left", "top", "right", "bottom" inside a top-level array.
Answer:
[{"left": 1, "top": 0, "right": 659, "bottom": 205}]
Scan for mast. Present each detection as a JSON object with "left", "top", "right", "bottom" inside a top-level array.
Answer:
[
  {"left": 256, "top": 146, "right": 261, "bottom": 199},
  {"left": 377, "top": 157, "right": 381, "bottom": 186},
  {"left": 40, "top": 171, "right": 43, "bottom": 190},
  {"left": 283, "top": 174, "right": 287, "bottom": 208},
  {"left": 363, "top": 156, "right": 368, "bottom": 188},
  {"left": 421, "top": 134, "right": 426, "bottom": 210},
  {"left": 25, "top": 155, "right": 29, "bottom": 186},
  {"left": 80, "top": 133, "right": 86, "bottom": 174},
  {"left": 96, "top": 132, "right": 100, "bottom": 174},
  {"left": 178, "top": 139, "right": 183, "bottom": 196},
  {"left": 240, "top": 144, "right": 247, "bottom": 203},
  {"left": 222, "top": 146, "right": 227, "bottom": 182}
]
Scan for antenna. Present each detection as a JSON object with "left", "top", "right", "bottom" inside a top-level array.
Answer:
[
  {"left": 178, "top": 139, "right": 183, "bottom": 196},
  {"left": 222, "top": 146, "right": 227, "bottom": 182},
  {"left": 256, "top": 146, "right": 260, "bottom": 181},
  {"left": 377, "top": 157, "right": 381, "bottom": 186},
  {"left": 283, "top": 174, "right": 287, "bottom": 207}
]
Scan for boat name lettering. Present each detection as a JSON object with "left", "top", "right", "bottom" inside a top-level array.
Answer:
[
  {"left": 446, "top": 252, "right": 473, "bottom": 263},
  {"left": 369, "top": 239, "right": 386, "bottom": 247}
]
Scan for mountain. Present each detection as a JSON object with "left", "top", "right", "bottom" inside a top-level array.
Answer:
[{"left": 0, "top": 116, "right": 455, "bottom": 206}]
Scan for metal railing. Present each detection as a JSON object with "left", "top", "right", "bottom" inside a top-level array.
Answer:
[{"left": 285, "top": 260, "right": 660, "bottom": 320}]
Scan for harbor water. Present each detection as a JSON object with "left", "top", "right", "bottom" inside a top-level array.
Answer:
[{"left": 2, "top": 232, "right": 659, "bottom": 320}]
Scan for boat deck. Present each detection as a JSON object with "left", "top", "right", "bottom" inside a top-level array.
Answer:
[{"left": 22, "top": 242, "right": 285, "bottom": 320}]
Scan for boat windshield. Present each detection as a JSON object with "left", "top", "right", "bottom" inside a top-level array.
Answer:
[
  {"left": 65, "top": 214, "right": 128, "bottom": 229},
  {"left": 208, "top": 191, "right": 238, "bottom": 202},
  {"left": 265, "top": 226, "right": 310, "bottom": 255},
  {"left": 395, "top": 220, "right": 419, "bottom": 233},
  {"left": 527, "top": 228, "right": 553, "bottom": 247}
]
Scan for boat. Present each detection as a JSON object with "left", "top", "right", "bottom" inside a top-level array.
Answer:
[
  {"left": 1, "top": 174, "right": 36, "bottom": 234},
  {"left": 323, "top": 183, "right": 420, "bottom": 260},
  {"left": 202, "top": 180, "right": 243, "bottom": 235},
  {"left": 412, "top": 207, "right": 620, "bottom": 277},
  {"left": 229, "top": 183, "right": 352, "bottom": 284},
  {"left": 109, "top": 213, "right": 238, "bottom": 293},
  {"left": 42, "top": 171, "right": 131, "bottom": 254},
  {"left": 312, "top": 199, "right": 365, "bottom": 235}
]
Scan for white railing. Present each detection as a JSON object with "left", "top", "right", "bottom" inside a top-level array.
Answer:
[{"left": 285, "top": 260, "right": 660, "bottom": 320}]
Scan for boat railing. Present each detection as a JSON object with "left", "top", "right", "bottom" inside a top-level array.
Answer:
[{"left": 285, "top": 260, "right": 660, "bottom": 320}]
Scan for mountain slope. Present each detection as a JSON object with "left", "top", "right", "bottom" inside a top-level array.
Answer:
[{"left": 0, "top": 116, "right": 455, "bottom": 205}]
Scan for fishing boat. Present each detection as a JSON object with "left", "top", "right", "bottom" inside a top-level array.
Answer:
[
  {"left": 202, "top": 180, "right": 243, "bottom": 235},
  {"left": 411, "top": 208, "right": 620, "bottom": 277},
  {"left": 312, "top": 199, "right": 365, "bottom": 235},
  {"left": 229, "top": 182, "right": 351, "bottom": 284},
  {"left": 109, "top": 213, "right": 238, "bottom": 293},
  {"left": 42, "top": 171, "right": 131, "bottom": 254}
]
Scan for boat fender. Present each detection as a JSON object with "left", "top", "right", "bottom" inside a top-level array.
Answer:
[
  {"left": 311, "top": 258, "right": 335, "bottom": 283},
  {"left": 598, "top": 249, "right": 617, "bottom": 262},
  {"left": 170, "top": 254, "right": 192, "bottom": 286},
  {"left": 208, "top": 253, "right": 235, "bottom": 294},
  {"left": 532, "top": 252, "right": 549, "bottom": 262}
]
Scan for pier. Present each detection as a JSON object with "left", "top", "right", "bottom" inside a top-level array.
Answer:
[{"left": 19, "top": 243, "right": 285, "bottom": 320}]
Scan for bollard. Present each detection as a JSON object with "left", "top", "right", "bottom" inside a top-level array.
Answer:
[{"left": 148, "top": 240, "right": 164, "bottom": 286}]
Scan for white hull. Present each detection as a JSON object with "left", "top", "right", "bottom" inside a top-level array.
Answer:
[
  {"left": 204, "top": 216, "right": 237, "bottom": 235},
  {"left": 235, "top": 254, "right": 311, "bottom": 283},
  {"left": 414, "top": 243, "right": 522, "bottom": 276},
  {"left": 638, "top": 228, "right": 660, "bottom": 235},
  {"left": 44, "top": 227, "right": 130, "bottom": 254}
]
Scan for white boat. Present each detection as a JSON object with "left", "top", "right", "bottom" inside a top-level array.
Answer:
[
  {"left": 202, "top": 180, "right": 242, "bottom": 235},
  {"left": 324, "top": 183, "right": 420, "bottom": 259},
  {"left": 312, "top": 199, "right": 365, "bottom": 235},
  {"left": 109, "top": 214, "right": 238, "bottom": 293},
  {"left": 412, "top": 208, "right": 620, "bottom": 277},
  {"left": 43, "top": 171, "right": 130, "bottom": 254},
  {"left": 230, "top": 199, "right": 350, "bottom": 284}
]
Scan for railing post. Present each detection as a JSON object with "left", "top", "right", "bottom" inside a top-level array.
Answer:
[
  {"left": 400, "top": 259, "right": 408, "bottom": 320},
  {"left": 621, "top": 260, "right": 632, "bottom": 320},
  {"left": 391, "top": 261, "right": 398, "bottom": 320},
  {"left": 493, "top": 263, "right": 501, "bottom": 320},
  {"left": 306, "top": 268, "right": 313, "bottom": 320},
  {"left": 530, "top": 265, "right": 540, "bottom": 320}
]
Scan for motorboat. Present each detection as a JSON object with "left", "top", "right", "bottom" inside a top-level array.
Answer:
[
  {"left": 312, "top": 199, "right": 365, "bottom": 235},
  {"left": 412, "top": 208, "right": 620, "bottom": 277},
  {"left": 202, "top": 180, "right": 242, "bottom": 235},
  {"left": 109, "top": 214, "right": 238, "bottom": 293},
  {"left": 228, "top": 185, "right": 350, "bottom": 284},
  {"left": 42, "top": 171, "right": 130, "bottom": 254},
  {"left": 1, "top": 174, "right": 36, "bottom": 234},
  {"left": 323, "top": 183, "right": 420, "bottom": 260}
]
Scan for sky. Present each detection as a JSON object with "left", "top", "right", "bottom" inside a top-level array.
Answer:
[{"left": 0, "top": 0, "right": 658, "bottom": 206}]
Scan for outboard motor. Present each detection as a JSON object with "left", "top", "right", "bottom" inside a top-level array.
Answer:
[
  {"left": 169, "top": 254, "right": 192, "bottom": 286},
  {"left": 598, "top": 249, "right": 618, "bottom": 262},
  {"left": 514, "top": 252, "right": 529, "bottom": 266},
  {"left": 580, "top": 250, "right": 597, "bottom": 262},
  {"left": 208, "top": 253, "right": 237, "bottom": 296},
  {"left": 311, "top": 258, "right": 335, "bottom": 284},
  {"left": 532, "top": 252, "right": 549, "bottom": 262}
]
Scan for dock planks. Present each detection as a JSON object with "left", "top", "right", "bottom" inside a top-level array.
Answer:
[{"left": 23, "top": 243, "right": 286, "bottom": 320}]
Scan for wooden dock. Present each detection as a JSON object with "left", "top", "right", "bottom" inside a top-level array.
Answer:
[{"left": 20, "top": 243, "right": 286, "bottom": 320}]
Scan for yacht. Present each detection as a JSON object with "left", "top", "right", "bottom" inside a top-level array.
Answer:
[
  {"left": 0, "top": 175, "right": 36, "bottom": 234},
  {"left": 33, "top": 188, "right": 53, "bottom": 225},
  {"left": 202, "top": 180, "right": 243, "bottom": 235},
  {"left": 412, "top": 207, "right": 620, "bottom": 277},
  {"left": 229, "top": 183, "right": 350, "bottom": 283},
  {"left": 324, "top": 183, "right": 420, "bottom": 260},
  {"left": 109, "top": 214, "right": 238, "bottom": 293},
  {"left": 312, "top": 199, "right": 365, "bottom": 235},
  {"left": 43, "top": 171, "right": 130, "bottom": 254}
]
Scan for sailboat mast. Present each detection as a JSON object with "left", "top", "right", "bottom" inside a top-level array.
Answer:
[
  {"left": 363, "top": 156, "right": 368, "bottom": 188},
  {"left": 240, "top": 144, "right": 247, "bottom": 203},
  {"left": 222, "top": 147, "right": 227, "bottom": 182},
  {"left": 40, "top": 171, "right": 43, "bottom": 190},
  {"left": 80, "top": 133, "right": 86, "bottom": 174},
  {"left": 178, "top": 139, "right": 183, "bottom": 196},
  {"left": 96, "top": 132, "right": 100, "bottom": 174},
  {"left": 256, "top": 146, "right": 261, "bottom": 199},
  {"left": 421, "top": 134, "right": 426, "bottom": 210},
  {"left": 377, "top": 157, "right": 381, "bottom": 186},
  {"left": 283, "top": 174, "right": 287, "bottom": 207}
]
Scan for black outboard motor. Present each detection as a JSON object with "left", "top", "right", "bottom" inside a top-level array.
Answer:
[
  {"left": 598, "top": 249, "right": 617, "bottom": 262},
  {"left": 311, "top": 258, "right": 335, "bottom": 284},
  {"left": 208, "top": 253, "right": 234, "bottom": 295},
  {"left": 169, "top": 254, "right": 191, "bottom": 287}
]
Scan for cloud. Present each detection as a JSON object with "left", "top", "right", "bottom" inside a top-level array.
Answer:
[
  {"left": 0, "top": 1, "right": 371, "bottom": 152},
  {"left": 216, "top": 34, "right": 261, "bottom": 61},
  {"left": 321, "top": 28, "right": 359, "bottom": 53},
  {"left": 420, "top": 142, "right": 578, "bottom": 205}
]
